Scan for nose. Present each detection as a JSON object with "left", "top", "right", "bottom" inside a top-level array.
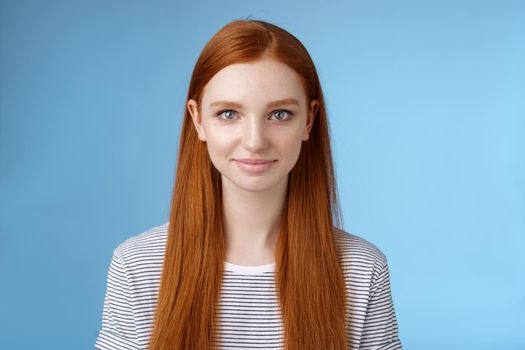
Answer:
[{"left": 241, "top": 117, "right": 269, "bottom": 152}]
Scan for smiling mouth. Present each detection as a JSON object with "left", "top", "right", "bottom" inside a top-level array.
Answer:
[
  {"left": 234, "top": 159, "right": 276, "bottom": 174},
  {"left": 235, "top": 159, "right": 276, "bottom": 164}
]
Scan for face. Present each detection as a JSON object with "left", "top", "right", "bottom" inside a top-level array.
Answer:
[{"left": 187, "top": 57, "right": 319, "bottom": 193}]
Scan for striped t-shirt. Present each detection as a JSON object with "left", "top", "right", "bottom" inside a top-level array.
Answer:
[{"left": 95, "top": 222, "right": 403, "bottom": 350}]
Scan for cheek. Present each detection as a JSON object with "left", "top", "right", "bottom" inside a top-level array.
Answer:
[
  {"left": 280, "top": 130, "right": 304, "bottom": 160},
  {"left": 204, "top": 129, "right": 233, "bottom": 161}
]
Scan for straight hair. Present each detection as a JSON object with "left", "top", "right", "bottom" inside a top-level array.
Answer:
[{"left": 149, "top": 18, "right": 347, "bottom": 349}]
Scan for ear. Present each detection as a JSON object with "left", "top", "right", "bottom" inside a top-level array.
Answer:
[
  {"left": 303, "top": 99, "right": 319, "bottom": 141},
  {"left": 187, "top": 99, "right": 207, "bottom": 142}
]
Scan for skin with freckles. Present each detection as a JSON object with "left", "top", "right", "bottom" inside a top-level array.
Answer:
[
  {"left": 186, "top": 56, "right": 319, "bottom": 265},
  {"left": 187, "top": 56, "right": 319, "bottom": 193}
]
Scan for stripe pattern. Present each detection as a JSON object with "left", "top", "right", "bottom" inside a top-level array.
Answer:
[{"left": 95, "top": 223, "right": 403, "bottom": 349}]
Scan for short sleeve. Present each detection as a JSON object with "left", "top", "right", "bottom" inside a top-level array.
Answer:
[
  {"left": 95, "top": 249, "right": 142, "bottom": 350},
  {"left": 359, "top": 258, "right": 403, "bottom": 350}
]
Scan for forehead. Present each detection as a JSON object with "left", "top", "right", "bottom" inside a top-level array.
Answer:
[{"left": 201, "top": 58, "right": 307, "bottom": 108}]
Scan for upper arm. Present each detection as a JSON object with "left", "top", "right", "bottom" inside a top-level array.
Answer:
[
  {"left": 95, "top": 249, "right": 142, "bottom": 350},
  {"left": 359, "top": 258, "right": 403, "bottom": 350}
]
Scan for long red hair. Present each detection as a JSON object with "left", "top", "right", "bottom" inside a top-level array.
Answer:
[{"left": 149, "top": 19, "right": 347, "bottom": 349}]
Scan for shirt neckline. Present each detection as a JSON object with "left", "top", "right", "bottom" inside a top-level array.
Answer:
[{"left": 224, "top": 261, "right": 275, "bottom": 274}]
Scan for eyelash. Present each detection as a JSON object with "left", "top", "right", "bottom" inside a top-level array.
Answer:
[{"left": 215, "top": 109, "right": 293, "bottom": 121}]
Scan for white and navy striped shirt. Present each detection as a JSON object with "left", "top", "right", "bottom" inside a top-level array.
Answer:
[{"left": 95, "top": 222, "right": 403, "bottom": 350}]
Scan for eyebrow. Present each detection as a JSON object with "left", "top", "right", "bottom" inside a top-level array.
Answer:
[{"left": 209, "top": 98, "right": 300, "bottom": 109}]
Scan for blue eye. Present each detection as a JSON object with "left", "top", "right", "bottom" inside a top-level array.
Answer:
[
  {"left": 271, "top": 110, "right": 292, "bottom": 120},
  {"left": 217, "top": 110, "right": 237, "bottom": 120}
]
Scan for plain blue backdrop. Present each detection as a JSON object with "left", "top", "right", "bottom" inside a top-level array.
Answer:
[{"left": 1, "top": 0, "right": 524, "bottom": 349}]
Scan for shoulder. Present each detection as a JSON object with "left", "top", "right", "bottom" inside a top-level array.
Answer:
[
  {"left": 110, "top": 222, "right": 169, "bottom": 280},
  {"left": 114, "top": 222, "right": 169, "bottom": 256},
  {"left": 333, "top": 227, "right": 389, "bottom": 279}
]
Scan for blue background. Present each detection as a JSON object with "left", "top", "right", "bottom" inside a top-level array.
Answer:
[{"left": 1, "top": 1, "right": 524, "bottom": 349}]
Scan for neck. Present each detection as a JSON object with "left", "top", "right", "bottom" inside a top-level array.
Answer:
[{"left": 221, "top": 175, "right": 288, "bottom": 266}]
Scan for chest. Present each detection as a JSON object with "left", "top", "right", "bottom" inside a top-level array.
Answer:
[{"left": 214, "top": 271, "right": 284, "bottom": 349}]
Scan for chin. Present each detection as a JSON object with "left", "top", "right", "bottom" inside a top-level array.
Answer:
[
  {"left": 222, "top": 174, "right": 282, "bottom": 193},
  {"left": 235, "top": 180, "right": 278, "bottom": 193}
]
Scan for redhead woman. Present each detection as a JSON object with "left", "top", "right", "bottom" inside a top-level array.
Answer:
[{"left": 95, "top": 19, "right": 403, "bottom": 350}]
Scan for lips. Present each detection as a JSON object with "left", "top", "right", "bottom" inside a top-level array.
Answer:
[
  {"left": 236, "top": 159, "right": 275, "bottom": 164},
  {"left": 234, "top": 159, "right": 276, "bottom": 174}
]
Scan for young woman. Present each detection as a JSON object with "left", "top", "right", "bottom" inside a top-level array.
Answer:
[{"left": 95, "top": 19, "right": 403, "bottom": 350}]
